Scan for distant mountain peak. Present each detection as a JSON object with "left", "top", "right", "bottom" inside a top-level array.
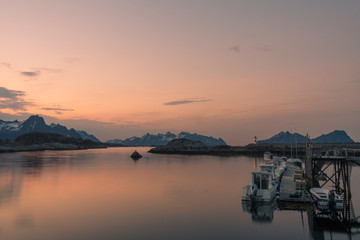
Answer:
[
  {"left": 24, "top": 115, "right": 45, "bottom": 123},
  {"left": 257, "top": 131, "right": 306, "bottom": 144},
  {"left": 0, "top": 115, "right": 100, "bottom": 142},
  {"left": 312, "top": 130, "right": 354, "bottom": 143},
  {"left": 258, "top": 130, "right": 354, "bottom": 144}
]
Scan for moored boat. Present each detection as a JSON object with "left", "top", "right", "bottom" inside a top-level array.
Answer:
[
  {"left": 242, "top": 171, "right": 277, "bottom": 203},
  {"left": 264, "top": 152, "right": 275, "bottom": 163},
  {"left": 309, "top": 188, "right": 329, "bottom": 211}
]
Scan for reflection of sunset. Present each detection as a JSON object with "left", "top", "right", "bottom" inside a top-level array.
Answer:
[
  {"left": 0, "top": 147, "right": 359, "bottom": 239},
  {"left": 0, "top": 167, "right": 23, "bottom": 207},
  {"left": 0, "top": 148, "right": 255, "bottom": 239}
]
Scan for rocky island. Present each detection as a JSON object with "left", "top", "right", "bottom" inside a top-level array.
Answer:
[{"left": 149, "top": 138, "right": 240, "bottom": 155}]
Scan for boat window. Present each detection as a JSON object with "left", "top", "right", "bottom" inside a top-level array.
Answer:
[
  {"left": 261, "top": 174, "right": 269, "bottom": 190},
  {"left": 253, "top": 174, "right": 261, "bottom": 189}
]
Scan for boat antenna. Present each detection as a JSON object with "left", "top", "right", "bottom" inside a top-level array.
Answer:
[
  {"left": 283, "top": 145, "right": 285, "bottom": 157},
  {"left": 290, "top": 129, "right": 293, "bottom": 158}
]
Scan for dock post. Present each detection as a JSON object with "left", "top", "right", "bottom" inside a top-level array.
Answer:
[{"left": 305, "top": 134, "right": 313, "bottom": 188}]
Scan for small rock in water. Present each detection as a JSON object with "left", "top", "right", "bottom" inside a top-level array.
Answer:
[{"left": 130, "top": 150, "right": 142, "bottom": 160}]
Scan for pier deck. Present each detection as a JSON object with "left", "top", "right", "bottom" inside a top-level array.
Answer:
[{"left": 279, "top": 164, "right": 311, "bottom": 203}]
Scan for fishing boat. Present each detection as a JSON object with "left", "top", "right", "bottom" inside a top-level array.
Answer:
[
  {"left": 242, "top": 171, "right": 277, "bottom": 203},
  {"left": 260, "top": 160, "right": 286, "bottom": 181},
  {"left": 263, "top": 153, "right": 286, "bottom": 178}
]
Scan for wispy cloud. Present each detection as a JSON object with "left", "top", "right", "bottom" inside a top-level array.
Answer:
[
  {"left": 2, "top": 61, "right": 62, "bottom": 78},
  {"left": 63, "top": 57, "right": 84, "bottom": 64},
  {"left": 228, "top": 45, "right": 241, "bottom": 53},
  {"left": 0, "top": 87, "right": 33, "bottom": 111},
  {"left": 164, "top": 98, "right": 213, "bottom": 106},
  {"left": 347, "top": 78, "right": 360, "bottom": 85},
  {"left": 41, "top": 107, "right": 74, "bottom": 115},
  {"left": 20, "top": 71, "right": 40, "bottom": 77},
  {"left": 259, "top": 45, "right": 272, "bottom": 53},
  {"left": 1, "top": 62, "right": 12, "bottom": 69},
  {"left": 40, "top": 68, "right": 62, "bottom": 73},
  {"left": 19, "top": 68, "right": 62, "bottom": 78},
  {"left": 228, "top": 44, "right": 273, "bottom": 54},
  {"left": 41, "top": 107, "right": 74, "bottom": 111}
]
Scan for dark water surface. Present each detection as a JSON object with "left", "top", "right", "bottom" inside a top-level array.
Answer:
[{"left": 0, "top": 147, "right": 359, "bottom": 240}]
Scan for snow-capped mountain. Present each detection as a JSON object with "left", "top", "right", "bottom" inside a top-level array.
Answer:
[
  {"left": 107, "top": 131, "right": 226, "bottom": 146},
  {"left": 257, "top": 130, "right": 354, "bottom": 144},
  {"left": 0, "top": 115, "right": 100, "bottom": 142}
]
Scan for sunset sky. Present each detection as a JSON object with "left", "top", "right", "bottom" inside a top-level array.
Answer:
[{"left": 1, "top": 0, "right": 360, "bottom": 144}]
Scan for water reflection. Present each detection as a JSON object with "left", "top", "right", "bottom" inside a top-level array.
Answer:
[
  {"left": 308, "top": 208, "right": 360, "bottom": 240},
  {"left": 242, "top": 193, "right": 359, "bottom": 239},
  {"left": 0, "top": 148, "right": 358, "bottom": 240},
  {"left": 21, "top": 152, "right": 45, "bottom": 177},
  {"left": 242, "top": 199, "right": 360, "bottom": 239},
  {"left": 0, "top": 167, "right": 23, "bottom": 207},
  {"left": 242, "top": 201, "right": 277, "bottom": 223}
]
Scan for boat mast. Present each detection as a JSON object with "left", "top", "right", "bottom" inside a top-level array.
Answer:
[
  {"left": 290, "top": 129, "right": 293, "bottom": 158},
  {"left": 295, "top": 128, "right": 298, "bottom": 158}
]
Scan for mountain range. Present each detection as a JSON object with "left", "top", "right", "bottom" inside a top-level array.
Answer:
[
  {"left": 257, "top": 130, "right": 354, "bottom": 144},
  {"left": 106, "top": 131, "right": 227, "bottom": 146},
  {"left": 0, "top": 115, "right": 100, "bottom": 142},
  {"left": 1, "top": 115, "right": 354, "bottom": 146}
]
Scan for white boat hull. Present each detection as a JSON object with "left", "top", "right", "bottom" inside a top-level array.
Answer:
[{"left": 242, "top": 185, "right": 277, "bottom": 203}]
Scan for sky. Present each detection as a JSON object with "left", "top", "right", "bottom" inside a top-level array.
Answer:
[{"left": 1, "top": 0, "right": 360, "bottom": 145}]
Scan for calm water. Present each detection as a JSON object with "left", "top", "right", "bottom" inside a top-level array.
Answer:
[{"left": 0, "top": 147, "right": 359, "bottom": 240}]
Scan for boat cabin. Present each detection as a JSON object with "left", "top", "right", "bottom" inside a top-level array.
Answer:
[
  {"left": 252, "top": 172, "right": 273, "bottom": 190},
  {"left": 259, "top": 164, "right": 276, "bottom": 178},
  {"left": 264, "top": 152, "right": 275, "bottom": 163}
]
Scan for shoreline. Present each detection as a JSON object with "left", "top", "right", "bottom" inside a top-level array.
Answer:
[
  {"left": 0, "top": 143, "right": 107, "bottom": 154},
  {"left": 149, "top": 142, "right": 360, "bottom": 157},
  {"left": 2, "top": 142, "right": 359, "bottom": 156}
]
